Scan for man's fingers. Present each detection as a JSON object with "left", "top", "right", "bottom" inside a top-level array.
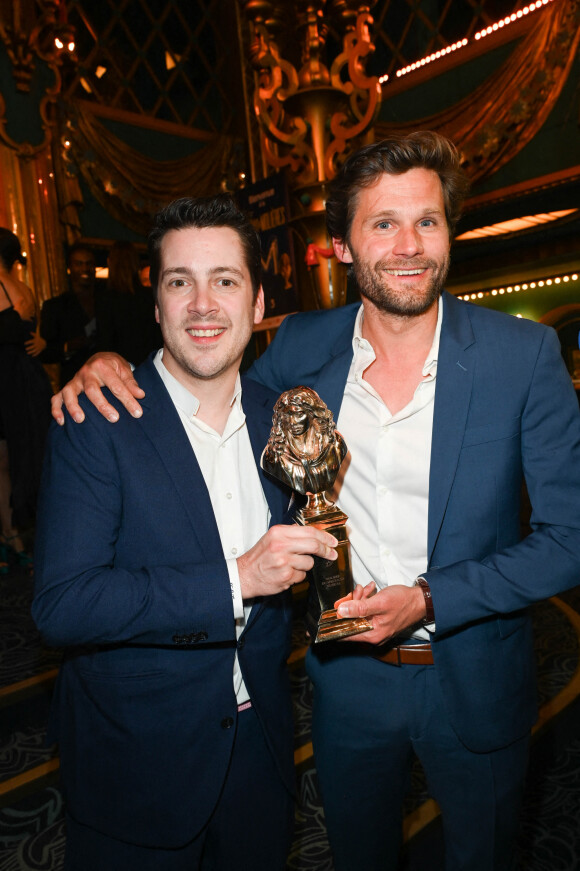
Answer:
[
  {"left": 337, "top": 597, "right": 373, "bottom": 619},
  {"left": 280, "top": 525, "right": 338, "bottom": 559},
  {"left": 334, "top": 581, "right": 375, "bottom": 610},
  {"left": 93, "top": 374, "right": 144, "bottom": 419},
  {"left": 238, "top": 525, "right": 338, "bottom": 599},
  {"left": 58, "top": 384, "right": 85, "bottom": 424},
  {"left": 84, "top": 376, "right": 143, "bottom": 422},
  {"left": 123, "top": 377, "right": 146, "bottom": 400},
  {"left": 54, "top": 353, "right": 146, "bottom": 424},
  {"left": 85, "top": 385, "right": 120, "bottom": 423},
  {"left": 334, "top": 590, "right": 354, "bottom": 608},
  {"left": 51, "top": 392, "right": 66, "bottom": 426},
  {"left": 60, "top": 376, "right": 145, "bottom": 424}
]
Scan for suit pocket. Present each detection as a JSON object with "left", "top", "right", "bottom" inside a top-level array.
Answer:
[{"left": 462, "top": 415, "right": 521, "bottom": 447}]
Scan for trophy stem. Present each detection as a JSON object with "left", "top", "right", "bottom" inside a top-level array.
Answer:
[
  {"left": 260, "top": 386, "right": 372, "bottom": 643},
  {"left": 296, "top": 499, "right": 372, "bottom": 643}
]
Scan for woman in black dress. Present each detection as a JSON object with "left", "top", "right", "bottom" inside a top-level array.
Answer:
[{"left": 0, "top": 229, "right": 52, "bottom": 569}]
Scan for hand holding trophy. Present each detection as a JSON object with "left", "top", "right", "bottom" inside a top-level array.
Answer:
[{"left": 261, "top": 386, "right": 373, "bottom": 643}]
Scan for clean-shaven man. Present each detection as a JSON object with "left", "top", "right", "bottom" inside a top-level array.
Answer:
[{"left": 33, "top": 195, "right": 337, "bottom": 871}]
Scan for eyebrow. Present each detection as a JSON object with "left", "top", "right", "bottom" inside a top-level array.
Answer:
[
  {"left": 160, "top": 265, "right": 246, "bottom": 281},
  {"left": 371, "top": 207, "right": 445, "bottom": 220}
]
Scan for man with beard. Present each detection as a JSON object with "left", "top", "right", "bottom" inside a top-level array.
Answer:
[{"left": 50, "top": 132, "right": 580, "bottom": 871}]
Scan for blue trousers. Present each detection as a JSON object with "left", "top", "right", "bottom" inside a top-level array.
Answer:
[
  {"left": 307, "top": 645, "right": 529, "bottom": 871},
  {"left": 64, "top": 705, "right": 294, "bottom": 871}
]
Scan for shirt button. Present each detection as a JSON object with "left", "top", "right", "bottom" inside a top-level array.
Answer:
[
  {"left": 231, "top": 547, "right": 238, "bottom": 555},
  {"left": 379, "top": 486, "right": 388, "bottom": 497},
  {"left": 226, "top": 492, "right": 233, "bottom": 500}
]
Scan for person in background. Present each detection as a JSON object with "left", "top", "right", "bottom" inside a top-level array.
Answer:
[
  {"left": 40, "top": 242, "right": 102, "bottom": 388},
  {"left": 0, "top": 229, "right": 52, "bottom": 570},
  {"left": 99, "top": 240, "right": 161, "bottom": 365},
  {"left": 51, "top": 131, "right": 580, "bottom": 871}
]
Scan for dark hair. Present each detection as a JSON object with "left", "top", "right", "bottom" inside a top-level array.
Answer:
[
  {"left": 148, "top": 194, "right": 262, "bottom": 301},
  {"left": 108, "top": 241, "right": 141, "bottom": 295},
  {"left": 326, "top": 131, "right": 470, "bottom": 243},
  {"left": 0, "top": 228, "right": 26, "bottom": 270}
]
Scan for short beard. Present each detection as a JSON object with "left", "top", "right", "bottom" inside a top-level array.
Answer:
[{"left": 351, "top": 253, "right": 450, "bottom": 317}]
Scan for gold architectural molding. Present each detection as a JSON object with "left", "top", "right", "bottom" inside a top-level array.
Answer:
[
  {"left": 239, "top": 1, "right": 382, "bottom": 309},
  {"left": 376, "top": 0, "right": 580, "bottom": 185}
]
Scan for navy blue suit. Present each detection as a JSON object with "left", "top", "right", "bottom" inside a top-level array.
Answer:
[
  {"left": 33, "top": 359, "right": 295, "bottom": 856},
  {"left": 250, "top": 291, "right": 580, "bottom": 869}
]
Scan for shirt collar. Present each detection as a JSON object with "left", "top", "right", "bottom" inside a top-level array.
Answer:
[
  {"left": 153, "top": 349, "right": 242, "bottom": 421},
  {"left": 351, "top": 295, "right": 443, "bottom": 378},
  {"left": 423, "top": 295, "right": 443, "bottom": 376}
]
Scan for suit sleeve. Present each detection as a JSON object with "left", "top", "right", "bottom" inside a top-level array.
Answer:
[
  {"left": 428, "top": 327, "right": 580, "bottom": 636},
  {"left": 32, "top": 409, "right": 236, "bottom": 649},
  {"left": 248, "top": 313, "right": 301, "bottom": 392}
]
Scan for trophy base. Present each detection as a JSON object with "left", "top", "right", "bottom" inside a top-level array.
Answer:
[{"left": 314, "top": 608, "right": 373, "bottom": 644}]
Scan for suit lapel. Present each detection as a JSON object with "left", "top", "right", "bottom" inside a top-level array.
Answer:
[
  {"left": 428, "top": 293, "right": 475, "bottom": 561},
  {"left": 135, "top": 361, "right": 223, "bottom": 562},
  {"left": 242, "top": 378, "right": 291, "bottom": 525},
  {"left": 241, "top": 377, "right": 295, "bottom": 628},
  {"left": 136, "top": 364, "right": 292, "bottom": 634},
  {"left": 311, "top": 315, "right": 357, "bottom": 422}
]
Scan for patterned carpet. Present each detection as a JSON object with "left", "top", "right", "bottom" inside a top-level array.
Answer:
[{"left": 1, "top": 559, "right": 579, "bottom": 871}]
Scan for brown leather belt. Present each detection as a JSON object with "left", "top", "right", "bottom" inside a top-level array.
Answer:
[{"left": 374, "top": 642, "right": 434, "bottom": 666}]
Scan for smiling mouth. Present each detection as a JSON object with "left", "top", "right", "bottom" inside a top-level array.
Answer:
[
  {"left": 187, "top": 328, "right": 225, "bottom": 337},
  {"left": 384, "top": 268, "right": 427, "bottom": 276}
]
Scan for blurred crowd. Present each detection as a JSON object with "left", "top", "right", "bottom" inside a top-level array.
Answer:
[{"left": 0, "top": 230, "right": 160, "bottom": 571}]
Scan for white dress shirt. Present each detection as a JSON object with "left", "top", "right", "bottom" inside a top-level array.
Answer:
[
  {"left": 331, "top": 298, "right": 442, "bottom": 640},
  {"left": 154, "top": 351, "right": 270, "bottom": 702}
]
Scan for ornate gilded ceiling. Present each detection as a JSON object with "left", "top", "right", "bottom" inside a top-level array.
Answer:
[{"left": 62, "top": 0, "right": 528, "bottom": 132}]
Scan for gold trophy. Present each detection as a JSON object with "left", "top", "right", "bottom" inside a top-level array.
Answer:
[{"left": 261, "top": 386, "right": 372, "bottom": 643}]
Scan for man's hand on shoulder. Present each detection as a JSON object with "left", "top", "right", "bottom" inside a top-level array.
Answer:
[
  {"left": 237, "top": 525, "right": 338, "bottom": 599},
  {"left": 51, "top": 352, "right": 146, "bottom": 425}
]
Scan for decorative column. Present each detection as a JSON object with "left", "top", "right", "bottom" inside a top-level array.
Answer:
[
  {"left": 0, "top": 0, "right": 77, "bottom": 304},
  {"left": 239, "top": 0, "right": 381, "bottom": 309}
]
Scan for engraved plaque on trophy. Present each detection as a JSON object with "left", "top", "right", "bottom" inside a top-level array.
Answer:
[{"left": 261, "top": 386, "right": 372, "bottom": 643}]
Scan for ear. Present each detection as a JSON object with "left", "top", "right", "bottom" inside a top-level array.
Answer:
[
  {"left": 333, "top": 237, "right": 353, "bottom": 264},
  {"left": 155, "top": 304, "right": 160, "bottom": 324},
  {"left": 253, "top": 286, "right": 265, "bottom": 326}
]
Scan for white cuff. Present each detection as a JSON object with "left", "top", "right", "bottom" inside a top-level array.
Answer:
[{"left": 227, "top": 558, "right": 244, "bottom": 620}]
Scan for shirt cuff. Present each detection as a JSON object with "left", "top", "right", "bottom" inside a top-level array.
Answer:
[{"left": 227, "top": 558, "right": 244, "bottom": 620}]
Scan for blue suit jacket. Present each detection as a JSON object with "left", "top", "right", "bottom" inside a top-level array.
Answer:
[
  {"left": 250, "top": 291, "right": 580, "bottom": 752},
  {"left": 33, "top": 359, "right": 294, "bottom": 848}
]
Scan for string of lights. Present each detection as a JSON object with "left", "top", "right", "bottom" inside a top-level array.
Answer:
[
  {"left": 457, "top": 271, "right": 579, "bottom": 302},
  {"left": 380, "top": 0, "right": 555, "bottom": 84}
]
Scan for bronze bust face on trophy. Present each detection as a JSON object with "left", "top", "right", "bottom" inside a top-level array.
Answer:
[{"left": 261, "top": 386, "right": 372, "bottom": 643}]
